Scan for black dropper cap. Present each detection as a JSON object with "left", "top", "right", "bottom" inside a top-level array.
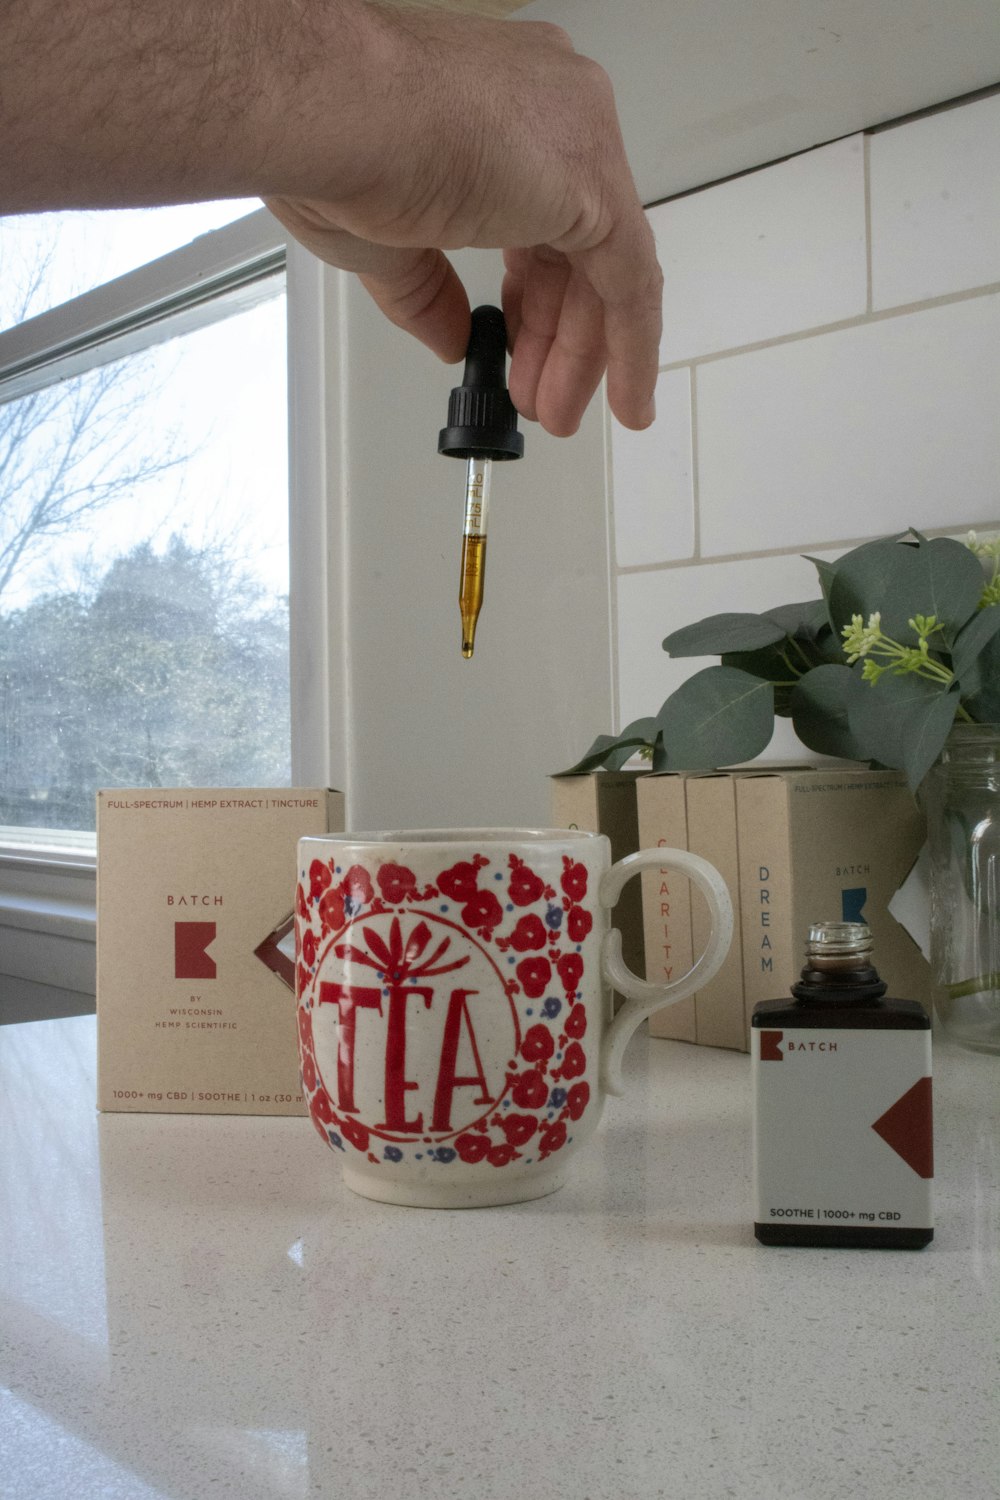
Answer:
[{"left": 438, "top": 305, "right": 524, "bottom": 462}]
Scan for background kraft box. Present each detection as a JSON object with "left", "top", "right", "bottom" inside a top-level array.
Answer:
[
  {"left": 551, "top": 770, "right": 646, "bottom": 1010},
  {"left": 637, "top": 766, "right": 933, "bottom": 1052},
  {"left": 97, "top": 787, "right": 343, "bottom": 1114},
  {"left": 735, "top": 767, "right": 933, "bottom": 1038}
]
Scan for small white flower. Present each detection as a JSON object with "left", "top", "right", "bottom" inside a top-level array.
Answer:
[{"left": 966, "top": 530, "right": 1000, "bottom": 559}]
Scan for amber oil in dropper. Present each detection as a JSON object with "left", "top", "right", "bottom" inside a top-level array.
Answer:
[{"left": 460, "top": 458, "right": 490, "bottom": 657}]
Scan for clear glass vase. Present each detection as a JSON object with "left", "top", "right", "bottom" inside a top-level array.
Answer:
[{"left": 926, "top": 723, "right": 1000, "bottom": 1053}]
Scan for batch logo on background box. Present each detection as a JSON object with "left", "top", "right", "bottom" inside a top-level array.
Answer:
[{"left": 174, "top": 922, "right": 218, "bottom": 979}]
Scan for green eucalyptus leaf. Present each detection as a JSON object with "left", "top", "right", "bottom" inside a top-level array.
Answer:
[
  {"left": 605, "top": 717, "right": 660, "bottom": 770},
  {"left": 559, "top": 735, "right": 626, "bottom": 776},
  {"left": 804, "top": 535, "right": 911, "bottom": 607},
  {"left": 663, "top": 612, "right": 786, "bottom": 658},
  {"left": 789, "top": 664, "right": 871, "bottom": 760},
  {"left": 811, "top": 621, "right": 846, "bottom": 665},
  {"left": 847, "top": 673, "right": 960, "bottom": 790},
  {"left": 916, "top": 537, "right": 986, "bottom": 644},
  {"left": 962, "top": 629, "right": 1000, "bottom": 722},
  {"left": 828, "top": 534, "right": 983, "bottom": 645},
  {"left": 656, "top": 666, "right": 774, "bottom": 769},
  {"left": 718, "top": 643, "right": 797, "bottom": 717},
  {"left": 720, "top": 642, "right": 792, "bottom": 681},
  {"left": 762, "top": 598, "right": 829, "bottom": 641},
  {"left": 806, "top": 556, "right": 839, "bottom": 613},
  {"left": 951, "top": 604, "right": 1000, "bottom": 691},
  {"left": 560, "top": 718, "right": 658, "bottom": 775}
]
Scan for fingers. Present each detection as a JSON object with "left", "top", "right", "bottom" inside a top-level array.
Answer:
[
  {"left": 503, "top": 235, "right": 661, "bottom": 437},
  {"left": 504, "top": 248, "right": 601, "bottom": 436},
  {"left": 502, "top": 247, "right": 553, "bottom": 425},
  {"left": 577, "top": 212, "right": 663, "bottom": 430}
]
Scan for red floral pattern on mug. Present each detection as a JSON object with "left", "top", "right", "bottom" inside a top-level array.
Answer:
[
  {"left": 538, "top": 1120, "right": 567, "bottom": 1159},
  {"left": 557, "top": 952, "right": 584, "bottom": 996},
  {"left": 309, "top": 859, "right": 332, "bottom": 902},
  {"left": 561, "top": 858, "right": 588, "bottom": 902},
  {"left": 516, "top": 955, "right": 551, "bottom": 999},
  {"left": 501, "top": 913, "right": 547, "bottom": 952},
  {"left": 566, "top": 905, "right": 593, "bottom": 943},
  {"left": 520, "top": 1023, "right": 555, "bottom": 1064},
  {"left": 510, "top": 1068, "right": 549, "bottom": 1110},
  {"left": 501, "top": 1113, "right": 538, "bottom": 1148},
  {"left": 455, "top": 1132, "right": 491, "bottom": 1164},
  {"left": 508, "top": 854, "right": 545, "bottom": 907},
  {"left": 376, "top": 862, "right": 435, "bottom": 904},
  {"left": 461, "top": 888, "right": 504, "bottom": 936},
  {"left": 298, "top": 842, "right": 595, "bottom": 1178},
  {"left": 566, "top": 1082, "right": 590, "bottom": 1121},
  {"left": 556, "top": 1042, "right": 587, "bottom": 1080},
  {"left": 437, "top": 857, "right": 488, "bottom": 902},
  {"left": 565, "top": 1003, "right": 588, "bottom": 1039}
]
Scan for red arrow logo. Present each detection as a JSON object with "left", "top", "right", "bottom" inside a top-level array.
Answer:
[{"left": 871, "top": 1077, "right": 933, "bottom": 1178}]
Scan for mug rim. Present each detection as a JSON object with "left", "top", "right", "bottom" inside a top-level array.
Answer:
[{"left": 300, "top": 826, "right": 602, "bottom": 848}]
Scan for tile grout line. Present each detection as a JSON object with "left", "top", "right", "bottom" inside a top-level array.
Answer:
[
  {"left": 614, "top": 522, "right": 996, "bottom": 578},
  {"left": 863, "top": 133, "right": 874, "bottom": 316},
  {"left": 603, "top": 397, "right": 622, "bottom": 733},
  {"left": 654, "top": 277, "right": 1000, "bottom": 375},
  {"left": 689, "top": 365, "right": 701, "bottom": 562}
]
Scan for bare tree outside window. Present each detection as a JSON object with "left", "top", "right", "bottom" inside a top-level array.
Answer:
[{"left": 0, "top": 223, "right": 291, "bottom": 834}]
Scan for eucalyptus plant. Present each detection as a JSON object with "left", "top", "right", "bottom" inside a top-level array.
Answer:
[{"left": 568, "top": 530, "right": 1000, "bottom": 791}]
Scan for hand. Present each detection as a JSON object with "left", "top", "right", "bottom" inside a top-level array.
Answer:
[{"left": 265, "top": 11, "right": 661, "bottom": 437}]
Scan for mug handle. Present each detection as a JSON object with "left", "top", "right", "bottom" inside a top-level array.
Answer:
[{"left": 599, "top": 848, "right": 734, "bottom": 1096}]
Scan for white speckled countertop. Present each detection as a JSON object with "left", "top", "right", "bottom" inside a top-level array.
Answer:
[{"left": 1, "top": 1016, "right": 997, "bottom": 1500}]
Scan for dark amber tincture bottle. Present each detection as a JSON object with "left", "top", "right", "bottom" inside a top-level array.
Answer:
[{"left": 752, "top": 922, "right": 933, "bottom": 1249}]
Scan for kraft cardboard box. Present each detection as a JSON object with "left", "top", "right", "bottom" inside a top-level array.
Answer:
[
  {"left": 735, "top": 767, "right": 933, "bottom": 1038},
  {"left": 97, "top": 787, "right": 343, "bottom": 1114},
  {"left": 551, "top": 770, "right": 646, "bottom": 1004},
  {"left": 635, "top": 772, "right": 696, "bottom": 1042},
  {"left": 683, "top": 772, "right": 746, "bottom": 1051}
]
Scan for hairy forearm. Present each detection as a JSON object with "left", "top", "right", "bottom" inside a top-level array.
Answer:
[
  {"left": 1, "top": 0, "right": 663, "bottom": 435},
  {"left": 0, "top": 0, "right": 397, "bottom": 211}
]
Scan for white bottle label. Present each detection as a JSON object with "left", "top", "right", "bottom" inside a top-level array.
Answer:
[{"left": 752, "top": 1026, "right": 933, "bottom": 1230}]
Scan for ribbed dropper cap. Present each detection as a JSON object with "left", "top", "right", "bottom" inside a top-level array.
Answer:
[{"left": 438, "top": 305, "right": 524, "bottom": 461}]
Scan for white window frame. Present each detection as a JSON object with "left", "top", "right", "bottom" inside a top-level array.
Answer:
[{"left": 0, "top": 207, "right": 346, "bottom": 1015}]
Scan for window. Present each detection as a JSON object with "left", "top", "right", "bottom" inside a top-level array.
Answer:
[
  {"left": 0, "top": 201, "right": 260, "bottom": 331},
  {"left": 0, "top": 204, "right": 342, "bottom": 1017},
  {"left": 0, "top": 205, "right": 291, "bottom": 845}
]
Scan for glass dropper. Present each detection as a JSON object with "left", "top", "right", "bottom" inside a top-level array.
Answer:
[
  {"left": 438, "top": 305, "right": 523, "bottom": 659},
  {"left": 459, "top": 457, "right": 490, "bottom": 657}
]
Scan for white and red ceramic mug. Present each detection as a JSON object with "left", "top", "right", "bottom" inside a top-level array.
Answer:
[{"left": 295, "top": 828, "right": 732, "bottom": 1208}]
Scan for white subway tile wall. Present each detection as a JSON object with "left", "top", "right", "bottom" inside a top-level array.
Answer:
[
  {"left": 610, "top": 368, "right": 694, "bottom": 567},
  {"left": 869, "top": 92, "right": 1000, "bottom": 309},
  {"left": 696, "top": 293, "right": 1000, "bottom": 557},
  {"left": 650, "top": 135, "right": 868, "bottom": 366},
  {"left": 610, "top": 91, "right": 1000, "bottom": 754}
]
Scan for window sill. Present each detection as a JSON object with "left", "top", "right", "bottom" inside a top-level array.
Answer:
[{"left": 0, "top": 849, "right": 96, "bottom": 1004}]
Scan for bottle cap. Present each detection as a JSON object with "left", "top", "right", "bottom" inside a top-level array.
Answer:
[
  {"left": 438, "top": 305, "right": 524, "bottom": 461},
  {"left": 806, "top": 921, "right": 873, "bottom": 961}
]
